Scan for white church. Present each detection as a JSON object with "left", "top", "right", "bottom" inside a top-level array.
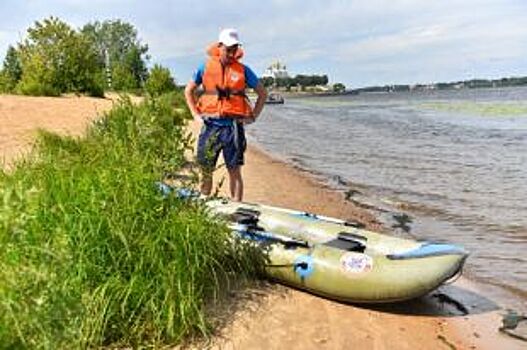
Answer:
[{"left": 261, "top": 61, "right": 290, "bottom": 79}]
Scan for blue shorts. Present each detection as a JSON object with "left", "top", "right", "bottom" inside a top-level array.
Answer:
[{"left": 197, "top": 118, "right": 246, "bottom": 171}]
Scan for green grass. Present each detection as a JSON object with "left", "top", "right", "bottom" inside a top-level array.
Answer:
[
  {"left": 420, "top": 101, "right": 527, "bottom": 117},
  {"left": 0, "top": 92, "right": 263, "bottom": 349}
]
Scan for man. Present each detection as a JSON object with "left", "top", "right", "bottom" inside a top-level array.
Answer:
[{"left": 184, "top": 28, "right": 267, "bottom": 202}]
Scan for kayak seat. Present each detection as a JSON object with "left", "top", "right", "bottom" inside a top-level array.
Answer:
[
  {"left": 234, "top": 207, "right": 261, "bottom": 218},
  {"left": 229, "top": 208, "right": 262, "bottom": 228},
  {"left": 323, "top": 232, "right": 367, "bottom": 252}
]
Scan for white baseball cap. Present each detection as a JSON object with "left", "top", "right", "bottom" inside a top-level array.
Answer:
[{"left": 218, "top": 28, "right": 241, "bottom": 47}]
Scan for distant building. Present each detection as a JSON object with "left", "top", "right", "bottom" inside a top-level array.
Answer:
[{"left": 262, "top": 61, "right": 290, "bottom": 79}]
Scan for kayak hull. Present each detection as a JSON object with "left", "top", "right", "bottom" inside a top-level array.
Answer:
[
  {"left": 208, "top": 199, "right": 468, "bottom": 303},
  {"left": 266, "top": 244, "right": 466, "bottom": 303}
]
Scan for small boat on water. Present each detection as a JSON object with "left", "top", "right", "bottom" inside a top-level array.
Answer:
[{"left": 265, "top": 92, "right": 285, "bottom": 104}]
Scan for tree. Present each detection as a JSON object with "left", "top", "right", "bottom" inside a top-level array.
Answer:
[
  {"left": 260, "top": 76, "right": 274, "bottom": 88},
  {"left": 121, "top": 45, "right": 149, "bottom": 90},
  {"left": 16, "top": 16, "right": 103, "bottom": 96},
  {"left": 333, "top": 83, "right": 346, "bottom": 93},
  {"left": 81, "top": 20, "right": 149, "bottom": 91},
  {"left": 275, "top": 77, "right": 294, "bottom": 89},
  {"left": 0, "top": 46, "right": 22, "bottom": 92},
  {"left": 144, "top": 64, "right": 176, "bottom": 96},
  {"left": 0, "top": 72, "right": 9, "bottom": 92}
]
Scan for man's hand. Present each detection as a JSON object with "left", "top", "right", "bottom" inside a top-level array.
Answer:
[
  {"left": 185, "top": 80, "right": 201, "bottom": 120},
  {"left": 252, "top": 82, "right": 268, "bottom": 119},
  {"left": 241, "top": 116, "right": 256, "bottom": 125},
  {"left": 191, "top": 114, "right": 203, "bottom": 130}
]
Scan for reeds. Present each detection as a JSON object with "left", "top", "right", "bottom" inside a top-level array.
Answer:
[{"left": 0, "top": 92, "right": 263, "bottom": 348}]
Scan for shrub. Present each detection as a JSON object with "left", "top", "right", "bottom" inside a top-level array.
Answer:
[
  {"left": 111, "top": 63, "right": 138, "bottom": 92},
  {"left": 145, "top": 64, "right": 176, "bottom": 97},
  {"left": 16, "top": 16, "right": 104, "bottom": 97}
]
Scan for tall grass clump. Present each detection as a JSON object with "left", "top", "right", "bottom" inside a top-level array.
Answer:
[{"left": 0, "top": 92, "right": 263, "bottom": 349}]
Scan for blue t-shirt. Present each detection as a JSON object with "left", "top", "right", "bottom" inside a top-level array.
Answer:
[{"left": 192, "top": 62, "right": 260, "bottom": 88}]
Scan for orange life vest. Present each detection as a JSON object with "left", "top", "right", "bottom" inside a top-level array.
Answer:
[{"left": 197, "top": 43, "right": 254, "bottom": 118}]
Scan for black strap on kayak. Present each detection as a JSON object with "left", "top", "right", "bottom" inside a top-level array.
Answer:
[
  {"left": 280, "top": 238, "right": 310, "bottom": 249},
  {"left": 236, "top": 207, "right": 261, "bottom": 216},
  {"left": 338, "top": 231, "right": 367, "bottom": 242},
  {"left": 233, "top": 224, "right": 310, "bottom": 249},
  {"left": 266, "top": 262, "right": 309, "bottom": 269},
  {"left": 230, "top": 208, "right": 311, "bottom": 249},
  {"left": 247, "top": 230, "right": 311, "bottom": 249},
  {"left": 229, "top": 207, "right": 261, "bottom": 228},
  {"left": 343, "top": 220, "right": 366, "bottom": 229}
]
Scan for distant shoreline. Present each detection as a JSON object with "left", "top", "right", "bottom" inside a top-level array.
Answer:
[
  {"left": 351, "top": 75, "right": 527, "bottom": 94},
  {"left": 262, "top": 82, "right": 527, "bottom": 100},
  {"left": 254, "top": 75, "right": 527, "bottom": 99},
  {"left": 350, "top": 76, "right": 527, "bottom": 93}
]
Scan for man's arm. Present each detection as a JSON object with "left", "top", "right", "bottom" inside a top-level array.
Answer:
[
  {"left": 184, "top": 80, "right": 201, "bottom": 122},
  {"left": 252, "top": 82, "right": 268, "bottom": 120}
]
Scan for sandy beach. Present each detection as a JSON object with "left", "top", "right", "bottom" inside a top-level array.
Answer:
[{"left": 0, "top": 94, "right": 524, "bottom": 349}]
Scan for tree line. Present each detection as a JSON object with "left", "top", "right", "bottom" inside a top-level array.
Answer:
[
  {"left": 0, "top": 17, "right": 176, "bottom": 97},
  {"left": 355, "top": 76, "right": 527, "bottom": 93},
  {"left": 261, "top": 74, "right": 329, "bottom": 89}
]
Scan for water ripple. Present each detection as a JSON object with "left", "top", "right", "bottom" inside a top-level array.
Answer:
[{"left": 250, "top": 86, "right": 527, "bottom": 301}]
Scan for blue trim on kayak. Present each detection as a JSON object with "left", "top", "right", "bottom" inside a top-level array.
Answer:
[
  {"left": 156, "top": 183, "right": 201, "bottom": 199},
  {"left": 291, "top": 212, "right": 320, "bottom": 221},
  {"left": 387, "top": 243, "right": 468, "bottom": 260},
  {"left": 156, "top": 182, "right": 173, "bottom": 196},
  {"left": 294, "top": 255, "right": 315, "bottom": 278},
  {"left": 176, "top": 187, "right": 200, "bottom": 199},
  {"left": 234, "top": 228, "right": 275, "bottom": 242}
]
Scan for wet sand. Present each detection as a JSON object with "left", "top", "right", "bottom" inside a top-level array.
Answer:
[{"left": 1, "top": 94, "right": 524, "bottom": 349}]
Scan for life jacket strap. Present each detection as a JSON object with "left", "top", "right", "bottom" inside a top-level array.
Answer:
[{"left": 203, "top": 86, "right": 246, "bottom": 100}]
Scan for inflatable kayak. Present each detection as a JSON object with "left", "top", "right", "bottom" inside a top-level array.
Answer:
[{"left": 166, "top": 186, "right": 468, "bottom": 303}]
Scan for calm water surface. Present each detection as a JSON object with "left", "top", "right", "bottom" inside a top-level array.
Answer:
[{"left": 248, "top": 87, "right": 527, "bottom": 306}]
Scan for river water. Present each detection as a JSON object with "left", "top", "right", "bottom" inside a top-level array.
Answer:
[{"left": 247, "top": 86, "right": 527, "bottom": 307}]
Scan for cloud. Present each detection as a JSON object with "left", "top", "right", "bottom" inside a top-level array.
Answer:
[{"left": 1, "top": 0, "right": 526, "bottom": 86}]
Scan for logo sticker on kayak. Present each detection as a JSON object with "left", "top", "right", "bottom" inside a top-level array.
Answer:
[{"left": 340, "top": 252, "right": 373, "bottom": 275}]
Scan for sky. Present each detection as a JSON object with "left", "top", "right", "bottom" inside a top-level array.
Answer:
[{"left": 1, "top": 0, "right": 526, "bottom": 88}]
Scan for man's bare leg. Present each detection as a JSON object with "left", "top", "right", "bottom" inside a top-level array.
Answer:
[
  {"left": 200, "top": 171, "right": 213, "bottom": 196},
  {"left": 228, "top": 166, "right": 243, "bottom": 202}
]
